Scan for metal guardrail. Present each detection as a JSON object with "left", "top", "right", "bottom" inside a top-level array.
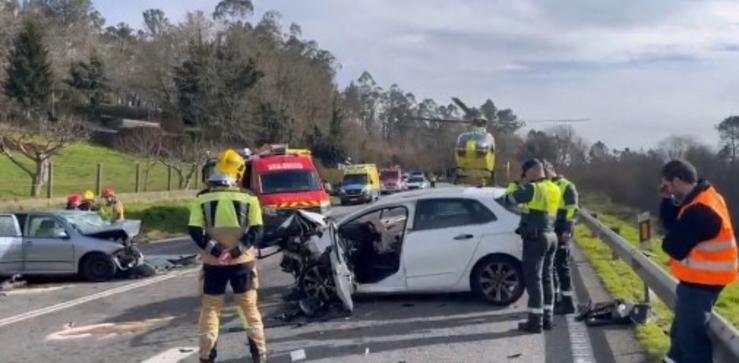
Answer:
[{"left": 579, "top": 209, "right": 739, "bottom": 363}]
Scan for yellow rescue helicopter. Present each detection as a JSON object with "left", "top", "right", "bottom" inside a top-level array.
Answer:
[{"left": 413, "top": 97, "right": 589, "bottom": 186}]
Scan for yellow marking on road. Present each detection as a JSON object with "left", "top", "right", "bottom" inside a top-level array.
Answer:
[
  {"left": 46, "top": 317, "right": 175, "bottom": 341},
  {"left": 4, "top": 285, "right": 69, "bottom": 296}
]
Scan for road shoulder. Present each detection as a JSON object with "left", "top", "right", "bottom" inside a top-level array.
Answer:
[{"left": 570, "top": 242, "right": 650, "bottom": 363}]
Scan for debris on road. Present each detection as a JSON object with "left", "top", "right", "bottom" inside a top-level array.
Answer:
[
  {"left": 289, "top": 349, "right": 307, "bottom": 361},
  {"left": 0, "top": 275, "right": 26, "bottom": 291},
  {"left": 576, "top": 299, "right": 650, "bottom": 326},
  {"left": 129, "top": 254, "right": 198, "bottom": 278},
  {"left": 507, "top": 353, "right": 522, "bottom": 359}
]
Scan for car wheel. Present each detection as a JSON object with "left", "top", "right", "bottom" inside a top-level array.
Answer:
[
  {"left": 81, "top": 253, "right": 117, "bottom": 282},
  {"left": 298, "top": 262, "right": 336, "bottom": 303},
  {"left": 471, "top": 255, "right": 524, "bottom": 306}
]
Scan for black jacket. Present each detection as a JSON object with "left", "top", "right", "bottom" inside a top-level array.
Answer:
[{"left": 660, "top": 180, "right": 726, "bottom": 289}]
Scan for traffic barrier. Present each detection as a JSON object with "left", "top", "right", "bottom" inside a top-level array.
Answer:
[{"left": 579, "top": 209, "right": 739, "bottom": 363}]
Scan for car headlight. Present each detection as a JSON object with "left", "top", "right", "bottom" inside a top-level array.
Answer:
[{"left": 263, "top": 206, "right": 278, "bottom": 216}]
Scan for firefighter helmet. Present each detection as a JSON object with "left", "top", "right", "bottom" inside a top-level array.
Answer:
[{"left": 208, "top": 149, "right": 246, "bottom": 186}]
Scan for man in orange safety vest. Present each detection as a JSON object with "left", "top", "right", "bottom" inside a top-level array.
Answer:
[{"left": 659, "top": 159, "right": 737, "bottom": 363}]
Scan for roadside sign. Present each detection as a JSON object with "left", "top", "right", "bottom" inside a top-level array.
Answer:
[{"left": 637, "top": 212, "right": 651, "bottom": 247}]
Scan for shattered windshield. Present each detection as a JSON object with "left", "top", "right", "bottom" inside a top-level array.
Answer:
[{"left": 57, "top": 211, "right": 109, "bottom": 234}]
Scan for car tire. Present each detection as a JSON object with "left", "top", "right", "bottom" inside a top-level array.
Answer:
[
  {"left": 80, "top": 253, "right": 117, "bottom": 282},
  {"left": 298, "top": 261, "right": 336, "bottom": 304},
  {"left": 471, "top": 255, "right": 524, "bottom": 306}
]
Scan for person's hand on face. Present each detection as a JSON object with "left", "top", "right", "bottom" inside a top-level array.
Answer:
[{"left": 659, "top": 178, "right": 674, "bottom": 199}]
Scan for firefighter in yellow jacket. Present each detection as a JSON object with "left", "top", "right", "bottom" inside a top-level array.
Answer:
[{"left": 188, "top": 149, "right": 267, "bottom": 363}]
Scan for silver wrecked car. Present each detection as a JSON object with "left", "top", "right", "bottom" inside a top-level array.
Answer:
[{"left": 0, "top": 210, "right": 144, "bottom": 282}]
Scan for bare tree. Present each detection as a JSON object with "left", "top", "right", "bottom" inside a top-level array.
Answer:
[
  {"left": 161, "top": 137, "right": 214, "bottom": 189},
  {"left": 657, "top": 135, "right": 698, "bottom": 160},
  {"left": 0, "top": 117, "right": 87, "bottom": 196},
  {"left": 115, "top": 127, "right": 164, "bottom": 191}
]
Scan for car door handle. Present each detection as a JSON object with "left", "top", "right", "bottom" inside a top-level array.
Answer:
[{"left": 453, "top": 234, "right": 474, "bottom": 240}]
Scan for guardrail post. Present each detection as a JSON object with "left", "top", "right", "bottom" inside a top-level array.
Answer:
[
  {"left": 167, "top": 166, "right": 172, "bottom": 191},
  {"left": 135, "top": 163, "right": 141, "bottom": 193},
  {"left": 46, "top": 162, "right": 54, "bottom": 199},
  {"left": 609, "top": 226, "right": 620, "bottom": 260},
  {"left": 95, "top": 163, "right": 103, "bottom": 196}
]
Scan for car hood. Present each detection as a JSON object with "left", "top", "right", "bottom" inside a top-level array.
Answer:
[{"left": 82, "top": 220, "right": 142, "bottom": 242}]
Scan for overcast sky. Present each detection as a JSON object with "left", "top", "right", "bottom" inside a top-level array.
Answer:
[{"left": 94, "top": 0, "right": 739, "bottom": 150}]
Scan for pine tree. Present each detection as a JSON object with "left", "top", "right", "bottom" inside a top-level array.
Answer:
[{"left": 4, "top": 18, "right": 54, "bottom": 116}]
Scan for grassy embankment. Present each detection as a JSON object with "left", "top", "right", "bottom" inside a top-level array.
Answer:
[
  {"left": 0, "top": 143, "right": 186, "bottom": 200},
  {"left": 577, "top": 193, "right": 739, "bottom": 361}
]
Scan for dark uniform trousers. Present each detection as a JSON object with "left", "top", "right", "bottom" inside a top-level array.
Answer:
[{"left": 522, "top": 231, "right": 558, "bottom": 313}]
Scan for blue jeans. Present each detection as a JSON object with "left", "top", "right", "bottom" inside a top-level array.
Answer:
[{"left": 666, "top": 282, "right": 723, "bottom": 363}]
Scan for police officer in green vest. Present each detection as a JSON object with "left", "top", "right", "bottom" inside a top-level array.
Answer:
[
  {"left": 544, "top": 161, "right": 579, "bottom": 315},
  {"left": 500, "top": 159, "right": 562, "bottom": 333},
  {"left": 188, "top": 149, "right": 267, "bottom": 363}
]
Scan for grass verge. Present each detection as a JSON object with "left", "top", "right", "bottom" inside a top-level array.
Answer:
[
  {"left": 0, "top": 143, "right": 193, "bottom": 200},
  {"left": 575, "top": 223, "right": 672, "bottom": 361},
  {"left": 125, "top": 200, "right": 191, "bottom": 241}
]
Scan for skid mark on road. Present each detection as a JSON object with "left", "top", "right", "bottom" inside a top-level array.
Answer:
[{"left": 0, "top": 269, "right": 196, "bottom": 328}]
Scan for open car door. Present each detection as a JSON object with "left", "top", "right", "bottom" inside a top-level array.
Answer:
[{"left": 329, "top": 222, "right": 355, "bottom": 312}]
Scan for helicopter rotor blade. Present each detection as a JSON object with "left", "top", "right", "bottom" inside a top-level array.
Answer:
[
  {"left": 451, "top": 97, "right": 472, "bottom": 115},
  {"left": 408, "top": 116, "right": 473, "bottom": 124},
  {"left": 524, "top": 118, "right": 591, "bottom": 124}
]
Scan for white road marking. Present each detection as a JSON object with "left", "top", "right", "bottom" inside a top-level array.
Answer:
[
  {"left": 567, "top": 283, "right": 596, "bottom": 362},
  {"left": 141, "top": 347, "right": 198, "bottom": 363},
  {"left": 0, "top": 269, "right": 196, "bottom": 328}
]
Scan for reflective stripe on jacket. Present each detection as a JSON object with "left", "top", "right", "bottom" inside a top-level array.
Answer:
[{"left": 670, "top": 186, "right": 738, "bottom": 285}]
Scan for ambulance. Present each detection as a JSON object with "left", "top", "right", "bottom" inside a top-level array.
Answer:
[
  {"left": 339, "top": 164, "right": 381, "bottom": 205},
  {"left": 242, "top": 145, "right": 331, "bottom": 240}
]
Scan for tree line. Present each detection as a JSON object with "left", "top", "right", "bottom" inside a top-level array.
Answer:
[
  {"left": 522, "top": 119, "right": 739, "bottom": 229},
  {"left": 0, "top": 0, "right": 527, "bottom": 195}
]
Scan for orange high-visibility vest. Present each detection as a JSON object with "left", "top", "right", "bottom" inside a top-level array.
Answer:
[{"left": 670, "top": 186, "right": 738, "bottom": 286}]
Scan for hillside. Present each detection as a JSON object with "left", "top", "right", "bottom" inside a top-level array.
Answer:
[{"left": 0, "top": 143, "right": 186, "bottom": 200}]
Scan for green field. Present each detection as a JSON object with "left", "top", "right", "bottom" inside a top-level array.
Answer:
[
  {"left": 578, "top": 194, "right": 739, "bottom": 361},
  {"left": 0, "top": 143, "right": 194, "bottom": 200},
  {"left": 125, "top": 199, "right": 191, "bottom": 241}
]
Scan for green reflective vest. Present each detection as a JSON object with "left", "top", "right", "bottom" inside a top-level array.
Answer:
[
  {"left": 528, "top": 179, "right": 561, "bottom": 217},
  {"left": 553, "top": 176, "right": 578, "bottom": 220}
]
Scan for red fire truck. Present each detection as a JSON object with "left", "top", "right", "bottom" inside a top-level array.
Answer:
[
  {"left": 245, "top": 145, "right": 330, "bottom": 239},
  {"left": 380, "top": 166, "right": 403, "bottom": 194}
]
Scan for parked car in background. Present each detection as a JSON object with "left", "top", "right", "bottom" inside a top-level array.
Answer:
[
  {"left": 405, "top": 175, "right": 429, "bottom": 190},
  {"left": 0, "top": 211, "right": 143, "bottom": 282},
  {"left": 294, "top": 187, "right": 525, "bottom": 311}
]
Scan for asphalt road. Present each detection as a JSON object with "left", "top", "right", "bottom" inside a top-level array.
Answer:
[{"left": 0, "top": 202, "right": 647, "bottom": 363}]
